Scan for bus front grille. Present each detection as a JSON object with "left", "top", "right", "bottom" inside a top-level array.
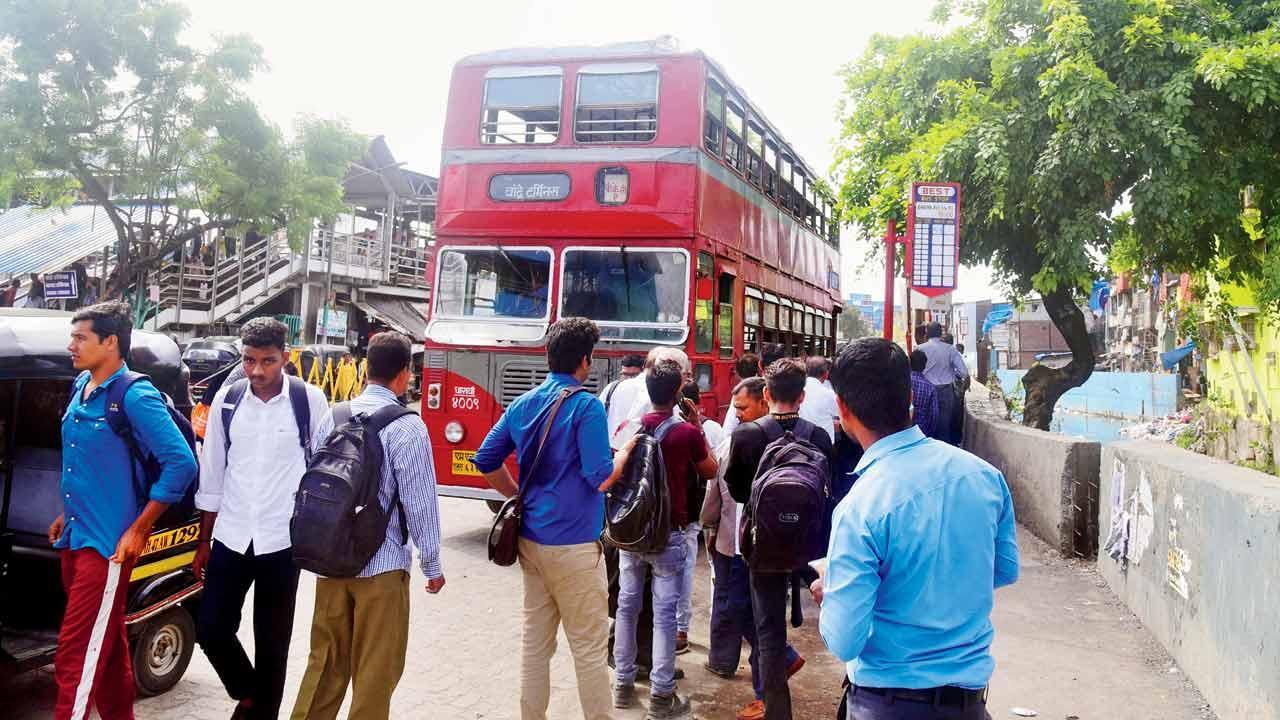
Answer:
[{"left": 499, "top": 363, "right": 604, "bottom": 408}]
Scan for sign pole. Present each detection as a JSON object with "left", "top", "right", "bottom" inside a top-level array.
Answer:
[{"left": 883, "top": 218, "right": 897, "bottom": 341}]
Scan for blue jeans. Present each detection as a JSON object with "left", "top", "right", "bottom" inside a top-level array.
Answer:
[
  {"left": 677, "top": 523, "right": 700, "bottom": 633},
  {"left": 615, "top": 531, "right": 687, "bottom": 697},
  {"left": 707, "top": 551, "right": 798, "bottom": 701}
]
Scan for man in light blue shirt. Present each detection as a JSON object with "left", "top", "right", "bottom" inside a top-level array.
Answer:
[{"left": 818, "top": 337, "right": 1019, "bottom": 719}]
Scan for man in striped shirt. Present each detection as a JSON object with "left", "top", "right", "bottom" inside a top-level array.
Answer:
[{"left": 290, "top": 332, "right": 445, "bottom": 720}]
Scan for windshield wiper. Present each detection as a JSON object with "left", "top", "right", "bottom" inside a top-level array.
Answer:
[
  {"left": 621, "top": 245, "right": 632, "bottom": 316},
  {"left": 495, "top": 244, "right": 533, "bottom": 289}
]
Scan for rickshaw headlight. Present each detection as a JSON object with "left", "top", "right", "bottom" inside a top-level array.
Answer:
[{"left": 445, "top": 421, "right": 465, "bottom": 444}]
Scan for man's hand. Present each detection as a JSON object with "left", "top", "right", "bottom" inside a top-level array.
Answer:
[
  {"left": 425, "top": 575, "right": 446, "bottom": 594},
  {"left": 809, "top": 578, "right": 824, "bottom": 606},
  {"left": 48, "top": 514, "right": 64, "bottom": 546},
  {"left": 110, "top": 525, "right": 149, "bottom": 566},
  {"left": 705, "top": 530, "right": 717, "bottom": 555},
  {"left": 193, "top": 541, "right": 211, "bottom": 580}
]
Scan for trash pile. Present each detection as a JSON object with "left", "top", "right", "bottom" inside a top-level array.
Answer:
[{"left": 1119, "top": 411, "right": 1201, "bottom": 447}]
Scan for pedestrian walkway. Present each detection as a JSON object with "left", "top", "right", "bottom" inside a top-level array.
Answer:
[{"left": 5, "top": 500, "right": 1214, "bottom": 719}]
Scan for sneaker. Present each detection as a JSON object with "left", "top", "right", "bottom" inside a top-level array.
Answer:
[
  {"left": 613, "top": 683, "right": 636, "bottom": 709},
  {"left": 647, "top": 692, "right": 692, "bottom": 719},
  {"left": 736, "top": 699, "right": 765, "bottom": 720},
  {"left": 703, "top": 661, "right": 735, "bottom": 679},
  {"left": 675, "top": 631, "right": 690, "bottom": 654},
  {"left": 786, "top": 654, "right": 806, "bottom": 678}
]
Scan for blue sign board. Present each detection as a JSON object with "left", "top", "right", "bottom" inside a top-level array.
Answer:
[{"left": 43, "top": 271, "right": 78, "bottom": 300}]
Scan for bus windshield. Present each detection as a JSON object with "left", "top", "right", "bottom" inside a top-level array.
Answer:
[
  {"left": 560, "top": 248, "right": 688, "bottom": 343},
  {"left": 434, "top": 247, "right": 552, "bottom": 320}
]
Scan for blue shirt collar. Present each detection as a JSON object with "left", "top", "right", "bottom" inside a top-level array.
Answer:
[
  {"left": 79, "top": 362, "right": 131, "bottom": 399},
  {"left": 853, "top": 425, "right": 928, "bottom": 477},
  {"left": 548, "top": 372, "right": 583, "bottom": 387}
]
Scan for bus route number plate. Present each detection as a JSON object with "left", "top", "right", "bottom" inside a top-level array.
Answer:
[{"left": 452, "top": 450, "right": 480, "bottom": 476}]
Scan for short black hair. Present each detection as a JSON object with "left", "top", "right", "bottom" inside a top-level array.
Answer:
[
  {"left": 733, "top": 376, "right": 765, "bottom": 401},
  {"left": 956, "top": 343, "right": 966, "bottom": 354},
  {"left": 805, "top": 356, "right": 829, "bottom": 379},
  {"left": 681, "top": 380, "right": 701, "bottom": 405},
  {"left": 910, "top": 349, "right": 928, "bottom": 372},
  {"left": 621, "top": 353, "right": 645, "bottom": 369},
  {"left": 764, "top": 358, "right": 806, "bottom": 404},
  {"left": 72, "top": 301, "right": 133, "bottom": 359},
  {"left": 941, "top": 333, "right": 955, "bottom": 344},
  {"left": 239, "top": 317, "right": 288, "bottom": 351},
  {"left": 761, "top": 343, "right": 786, "bottom": 368},
  {"left": 546, "top": 317, "right": 600, "bottom": 374},
  {"left": 367, "top": 331, "right": 412, "bottom": 382},
  {"left": 926, "top": 322, "right": 943, "bottom": 339},
  {"left": 832, "top": 338, "right": 912, "bottom": 436},
  {"left": 735, "top": 353, "right": 761, "bottom": 379},
  {"left": 645, "top": 358, "right": 684, "bottom": 408}
]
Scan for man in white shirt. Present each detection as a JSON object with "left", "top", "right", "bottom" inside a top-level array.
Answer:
[
  {"left": 799, "top": 356, "right": 840, "bottom": 442},
  {"left": 193, "top": 318, "right": 330, "bottom": 720},
  {"left": 609, "top": 346, "right": 692, "bottom": 450},
  {"left": 601, "top": 354, "right": 645, "bottom": 436}
]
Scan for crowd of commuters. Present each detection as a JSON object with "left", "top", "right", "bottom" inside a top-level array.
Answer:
[{"left": 46, "top": 302, "right": 1015, "bottom": 720}]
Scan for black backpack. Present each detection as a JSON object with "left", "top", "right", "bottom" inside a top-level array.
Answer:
[
  {"left": 75, "top": 371, "right": 198, "bottom": 526},
  {"left": 604, "top": 415, "right": 679, "bottom": 553},
  {"left": 290, "top": 402, "right": 415, "bottom": 577},
  {"left": 742, "top": 416, "right": 830, "bottom": 573}
]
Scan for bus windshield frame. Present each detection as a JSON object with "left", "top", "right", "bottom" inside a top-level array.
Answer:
[
  {"left": 557, "top": 245, "right": 690, "bottom": 345},
  {"left": 428, "top": 244, "right": 556, "bottom": 345}
]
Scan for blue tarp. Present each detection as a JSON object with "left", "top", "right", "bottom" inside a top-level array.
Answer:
[
  {"left": 1088, "top": 280, "right": 1110, "bottom": 316},
  {"left": 1160, "top": 341, "right": 1196, "bottom": 371},
  {"left": 981, "top": 307, "right": 1013, "bottom": 336}
]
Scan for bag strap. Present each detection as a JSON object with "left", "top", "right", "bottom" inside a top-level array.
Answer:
[
  {"left": 332, "top": 401, "right": 354, "bottom": 428},
  {"left": 287, "top": 376, "right": 312, "bottom": 458},
  {"left": 104, "top": 371, "right": 149, "bottom": 502},
  {"left": 755, "top": 414, "right": 785, "bottom": 443},
  {"left": 790, "top": 419, "right": 816, "bottom": 444},
  {"left": 519, "top": 385, "right": 588, "bottom": 500},
  {"left": 653, "top": 413, "right": 682, "bottom": 442},
  {"left": 221, "top": 379, "right": 250, "bottom": 458},
  {"left": 603, "top": 380, "right": 621, "bottom": 413}
]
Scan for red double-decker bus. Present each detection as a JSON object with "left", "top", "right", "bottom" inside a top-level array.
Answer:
[{"left": 423, "top": 39, "right": 842, "bottom": 504}]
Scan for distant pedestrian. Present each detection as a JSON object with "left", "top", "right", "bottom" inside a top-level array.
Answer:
[
  {"left": 723, "top": 353, "right": 762, "bottom": 437},
  {"left": 472, "top": 317, "right": 633, "bottom": 720},
  {"left": 51, "top": 301, "right": 197, "bottom": 720},
  {"left": 613, "top": 359, "right": 717, "bottom": 718},
  {"left": 918, "top": 323, "right": 967, "bottom": 445},
  {"left": 0, "top": 278, "right": 18, "bottom": 307},
  {"left": 761, "top": 343, "right": 786, "bottom": 369},
  {"left": 820, "top": 338, "right": 1019, "bottom": 720},
  {"left": 195, "top": 318, "right": 329, "bottom": 720},
  {"left": 24, "top": 272, "right": 45, "bottom": 308},
  {"left": 799, "top": 357, "right": 839, "bottom": 443},
  {"left": 674, "top": 381, "right": 720, "bottom": 653},
  {"left": 290, "top": 331, "right": 445, "bottom": 720},
  {"left": 909, "top": 350, "right": 943, "bottom": 440}
]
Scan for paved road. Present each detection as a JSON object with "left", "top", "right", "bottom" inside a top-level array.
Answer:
[{"left": 8, "top": 499, "right": 1214, "bottom": 719}]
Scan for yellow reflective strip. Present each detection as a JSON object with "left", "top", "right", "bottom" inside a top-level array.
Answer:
[{"left": 130, "top": 551, "right": 196, "bottom": 582}]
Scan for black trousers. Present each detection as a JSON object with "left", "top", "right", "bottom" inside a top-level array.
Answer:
[
  {"left": 197, "top": 541, "right": 300, "bottom": 720},
  {"left": 750, "top": 570, "right": 793, "bottom": 720},
  {"left": 605, "top": 542, "right": 654, "bottom": 670},
  {"left": 845, "top": 686, "right": 991, "bottom": 719}
]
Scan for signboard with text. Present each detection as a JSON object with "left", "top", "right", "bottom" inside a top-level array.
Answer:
[
  {"left": 907, "top": 182, "right": 961, "bottom": 298},
  {"left": 43, "top": 271, "right": 78, "bottom": 300},
  {"left": 488, "top": 173, "right": 571, "bottom": 202},
  {"left": 316, "top": 306, "right": 348, "bottom": 339}
]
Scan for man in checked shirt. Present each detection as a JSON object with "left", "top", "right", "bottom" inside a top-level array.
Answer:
[{"left": 290, "top": 332, "right": 446, "bottom": 720}]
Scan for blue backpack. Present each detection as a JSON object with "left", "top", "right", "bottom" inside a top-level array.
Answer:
[{"left": 75, "top": 371, "right": 199, "bottom": 524}]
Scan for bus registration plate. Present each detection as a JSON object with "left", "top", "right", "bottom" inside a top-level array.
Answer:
[
  {"left": 452, "top": 450, "right": 480, "bottom": 476},
  {"left": 143, "top": 522, "right": 200, "bottom": 557}
]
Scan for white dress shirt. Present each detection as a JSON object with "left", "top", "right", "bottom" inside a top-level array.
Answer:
[
  {"left": 799, "top": 376, "right": 840, "bottom": 443},
  {"left": 604, "top": 374, "right": 647, "bottom": 440},
  {"left": 195, "top": 376, "right": 331, "bottom": 555},
  {"left": 722, "top": 405, "right": 741, "bottom": 437}
]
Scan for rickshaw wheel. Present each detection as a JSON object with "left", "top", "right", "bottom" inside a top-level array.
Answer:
[
  {"left": 486, "top": 500, "right": 505, "bottom": 514},
  {"left": 132, "top": 607, "right": 196, "bottom": 697}
]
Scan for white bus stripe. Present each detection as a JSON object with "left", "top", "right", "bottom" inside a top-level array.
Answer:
[{"left": 70, "top": 561, "right": 121, "bottom": 720}]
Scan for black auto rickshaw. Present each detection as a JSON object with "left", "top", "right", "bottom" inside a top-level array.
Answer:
[{"left": 0, "top": 308, "right": 202, "bottom": 696}]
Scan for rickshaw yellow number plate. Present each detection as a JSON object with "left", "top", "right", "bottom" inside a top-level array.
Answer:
[
  {"left": 451, "top": 450, "right": 480, "bottom": 477},
  {"left": 143, "top": 522, "right": 200, "bottom": 557}
]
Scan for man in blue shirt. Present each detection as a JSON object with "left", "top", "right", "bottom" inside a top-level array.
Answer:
[
  {"left": 918, "top": 322, "right": 968, "bottom": 445},
  {"left": 50, "top": 301, "right": 197, "bottom": 720},
  {"left": 473, "top": 317, "right": 632, "bottom": 720},
  {"left": 909, "top": 350, "right": 942, "bottom": 440},
  {"left": 819, "top": 338, "right": 1019, "bottom": 719}
]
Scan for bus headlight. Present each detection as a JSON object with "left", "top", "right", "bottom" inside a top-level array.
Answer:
[
  {"left": 444, "top": 421, "right": 465, "bottom": 444},
  {"left": 426, "top": 383, "right": 441, "bottom": 410}
]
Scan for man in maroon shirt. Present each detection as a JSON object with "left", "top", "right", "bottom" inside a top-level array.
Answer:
[{"left": 614, "top": 358, "right": 718, "bottom": 718}]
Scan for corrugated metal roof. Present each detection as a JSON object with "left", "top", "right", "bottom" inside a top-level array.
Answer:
[{"left": 0, "top": 204, "right": 119, "bottom": 276}]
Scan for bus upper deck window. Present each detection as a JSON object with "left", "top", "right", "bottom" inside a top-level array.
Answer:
[
  {"left": 746, "top": 123, "right": 764, "bottom": 187},
  {"left": 576, "top": 65, "right": 659, "bottom": 143},
  {"left": 481, "top": 67, "right": 562, "bottom": 145},
  {"left": 724, "top": 103, "right": 745, "bottom": 172},
  {"left": 704, "top": 79, "right": 725, "bottom": 156},
  {"left": 763, "top": 141, "right": 778, "bottom": 197}
]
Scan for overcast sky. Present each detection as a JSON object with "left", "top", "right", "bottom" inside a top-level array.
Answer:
[{"left": 183, "top": 0, "right": 998, "bottom": 302}]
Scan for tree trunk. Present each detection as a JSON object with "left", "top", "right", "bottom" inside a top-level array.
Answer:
[{"left": 1020, "top": 287, "right": 1096, "bottom": 430}]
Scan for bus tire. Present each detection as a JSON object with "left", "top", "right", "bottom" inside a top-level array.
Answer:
[
  {"left": 486, "top": 499, "right": 505, "bottom": 514},
  {"left": 132, "top": 607, "right": 196, "bottom": 697}
]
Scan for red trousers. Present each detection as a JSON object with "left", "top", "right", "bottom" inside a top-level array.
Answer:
[{"left": 54, "top": 548, "right": 136, "bottom": 720}]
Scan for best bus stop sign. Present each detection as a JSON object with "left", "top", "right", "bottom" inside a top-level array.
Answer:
[
  {"left": 43, "top": 271, "right": 78, "bottom": 300},
  {"left": 907, "top": 182, "right": 961, "bottom": 298}
]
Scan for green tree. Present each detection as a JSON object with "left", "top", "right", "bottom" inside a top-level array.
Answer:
[
  {"left": 833, "top": 0, "right": 1280, "bottom": 429},
  {"left": 839, "top": 306, "right": 874, "bottom": 340},
  {"left": 0, "top": 0, "right": 364, "bottom": 294}
]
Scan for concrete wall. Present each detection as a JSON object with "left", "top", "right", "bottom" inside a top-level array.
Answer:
[
  {"left": 995, "top": 369, "right": 1179, "bottom": 419},
  {"left": 963, "top": 394, "right": 1101, "bottom": 557},
  {"left": 1098, "top": 442, "right": 1280, "bottom": 720}
]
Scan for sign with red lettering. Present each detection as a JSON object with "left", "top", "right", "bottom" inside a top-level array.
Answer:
[{"left": 907, "top": 182, "right": 961, "bottom": 298}]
